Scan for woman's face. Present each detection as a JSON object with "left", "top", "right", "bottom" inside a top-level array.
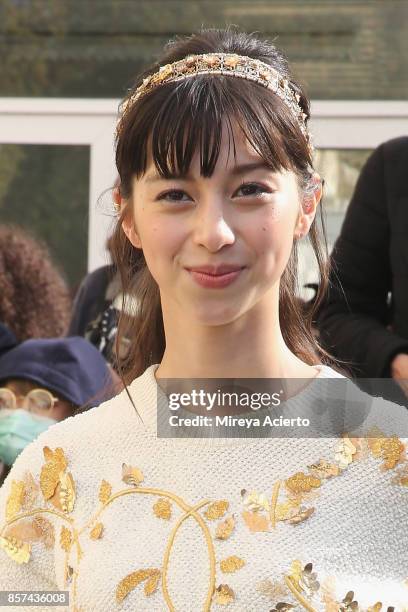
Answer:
[{"left": 123, "top": 123, "right": 316, "bottom": 327}]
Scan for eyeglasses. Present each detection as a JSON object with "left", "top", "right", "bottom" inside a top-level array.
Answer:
[{"left": 0, "top": 388, "right": 59, "bottom": 415}]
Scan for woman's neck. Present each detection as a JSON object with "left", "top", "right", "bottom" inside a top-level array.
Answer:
[{"left": 155, "top": 307, "right": 318, "bottom": 379}]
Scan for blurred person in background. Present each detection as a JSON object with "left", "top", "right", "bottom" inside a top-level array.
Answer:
[
  {"left": 0, "top": 224, "right": 71, "bottom": 341},
  {"left": 0, "top": 336, "right": 114, "bottom": 486},
  {"left": 69, "top": 186, "right": 139, "bottom": 370},
  {"left": 316, "top": 137, "right": 408, "bottom": 402}
]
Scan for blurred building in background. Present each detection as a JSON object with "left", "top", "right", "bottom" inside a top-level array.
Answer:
[{"left": 0, "top": 0, "right": 407, "bottom": 294}]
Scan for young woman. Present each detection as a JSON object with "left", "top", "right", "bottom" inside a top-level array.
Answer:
[{"left": 0, "top": 29, "right": 407, "bottom": 611}]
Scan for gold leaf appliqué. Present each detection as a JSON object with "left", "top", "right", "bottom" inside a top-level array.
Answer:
[
  {"left": 285, "top": 472, "right": 321, "bottom": 494},
  {"left": 60, "top": 526, "right": 73, "bottom": 552},
  {"left": 213, "top": 584, "right": 235, "bottom": 605},
  {"left": 215, "top": 515, "right": 235, "bottom": 540},
  {"left": 122, "top": 463, "right": 144, "bottom": 486},
  {"left": 153, "top": 498, "right": 172, "bottom": 520},
  {"left": 220, "top": 555, "right": 245, "bottom": 573},
  {"left": 5, "top": 480, "right": 25, "bottom": 521},
  {"left": 90, "top": 523, "right": 104, "bottom": 540},
  {"left": 0, "top": 535, "right": 31, "bottom": 564},
  {"left": 242, "top": 510, "right": 270, "bottom": 532},
  {"left": 116, "top": 568, "right": 161, "bottom": 602},
  {"left": 40, "top": 447, "right": 67, "bottom": 500},
  {"left": 204, "top": 500, "right": 229, "bottom": 520},
  {"left": 98, "top": 480, "right": 112, "bottom": 505},
  {"left": 59, "top": 471, "right": 76, "bottom": 513}
]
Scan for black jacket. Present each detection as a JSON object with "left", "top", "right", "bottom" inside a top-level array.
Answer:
[{"left": 316, "top": 136, "right": 408, "bottom": 378}]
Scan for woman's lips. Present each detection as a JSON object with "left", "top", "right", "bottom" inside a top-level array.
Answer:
[{"left": 185, "top": 266, "right": 245, "bottom": 288}]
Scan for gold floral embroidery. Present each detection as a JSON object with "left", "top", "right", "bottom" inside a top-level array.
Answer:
[
  {"left": 262, "top": 560, "right": 402, "bottom": 612},
  {"left": 1, "top": 433, "right": 406, "bottom": 611},
  {"left": 115, "top": 568, "right": 161, "bottom": 602},
  {"left": 220, "top": 555, "right": 245, "bottom": 573},
  {"left": 153, "top": 497, "right": 172, "bottom": 520}
]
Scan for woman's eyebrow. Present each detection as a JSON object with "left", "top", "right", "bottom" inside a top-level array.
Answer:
[{"left": 144, "top": 161, "right": 272, "bottom": 184}]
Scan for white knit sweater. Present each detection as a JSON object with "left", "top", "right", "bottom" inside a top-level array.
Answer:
[{"left": 0, "top": 364, "right": 407, "bottom": 612}]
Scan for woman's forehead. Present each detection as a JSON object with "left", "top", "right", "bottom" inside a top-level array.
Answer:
[{"left": 143, "top": 123, "right": 268, "bottom": 180}]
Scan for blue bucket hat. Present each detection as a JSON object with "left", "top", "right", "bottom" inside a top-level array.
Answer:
[
  {"left": 0, "top": 323, "right": 17, "bottom": 357},
  {"left": 0, "top": 336, "right": 112, "bottom": 407}
]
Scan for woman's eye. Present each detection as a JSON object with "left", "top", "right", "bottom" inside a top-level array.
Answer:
[
  {"left": 235, "top": 183, "right": 270, "bottom": 197},
  {"left": 158, "top": 190, "right": 191, "bottom": 202}
]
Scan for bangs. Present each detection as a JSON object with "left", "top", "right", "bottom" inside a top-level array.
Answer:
[{"left": 117, "top": 76, "right": 311, "bottom": 187}]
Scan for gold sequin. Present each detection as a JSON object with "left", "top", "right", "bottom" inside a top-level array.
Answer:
[
  {"left": 307, "top": 459, "right": 340, "bottom": 479},
  {"left": 0, "top": 535, "right": 31, "bottom": 564},
  {"left": 242, "top": 489, "right": 270, "bottom": 512},
  {"left": 215, "top": 515, "right": 235, "bottom": 540},
  {"left": 334, "top": 437, "right": 357, "bottom": 469},
  {"left": 22, "top": 471, "right": 39, "bottom": 510},
  {"left": 340, "top": 590, "right": 359, "bottom": 611},
  {"left": 213, "top": 583, "right": 235, "bottom": 605},
  {"left": 379, "top": 437, "right": 405, "bottom": 470},
  {"left": 220, "top": 555, "right": 245, "bottom": 573},
  {"left": 392, "top": 463, "right": 408, "bottom": 486},
  {"left": 287, "top": 506, "right": 315, "bottom": 525},
  {"left": 40, "top": 447, "right": 67, "bottom": 500},
  {"left": 153, "top": 498, "right": 172, "bottom": 520},
  {"left": 5, "top": 480, "right": 25, "bottom": 521},
  {"left": 116, "top": 568, "right": 161, "bottom": 602},
  {"left": 98, "top": 479, "right": 112, "bottom": 505},
  {"left": 59, "top": 471, "right": 76, "bottom": 513},
  {"left": 33, "top": 516, "right": 54, "bottom": 549},
  {"left": 204, "top": 499, "right": 229, "bottom": 520},
  {"left": 122, "top": 463, "right": 144, "bottom": 486},
  {"left": 60, "top": 526, "right": 73, "bottom": 552},
  {"left": 298, "top": 562, "right": 320, "bottom": 595},
  {"left": 90, "top": 522, "right": 104, "bottom": 540},
  {"left": 256, "top": 578, "right": 289, "bottom": 599},
  {"left": 242, "top": 510, "right": 270, "bottom": 532},
  {"left": 285, "top": 472, "right": 321, "bottom": 494}
]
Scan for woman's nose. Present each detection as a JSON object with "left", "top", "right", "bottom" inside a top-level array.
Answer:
[{"left": 192, "top": 203, "right": 235, "bottom": 252}]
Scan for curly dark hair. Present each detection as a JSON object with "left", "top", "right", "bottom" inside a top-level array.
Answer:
[{"left": 0, "top": 224, "right": 71, "bottom": 340}]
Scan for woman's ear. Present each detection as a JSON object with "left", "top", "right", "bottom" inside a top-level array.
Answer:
[
  {"left": 121, "top": 205, "right": 143, "bottom": 249},
  {"left": 294, "top": 174, "right": 322, "bottom": 239}
]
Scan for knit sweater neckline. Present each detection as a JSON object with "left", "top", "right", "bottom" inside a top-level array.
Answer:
[{"left": 127, "top": 363, "right": 344, "bottom": 448}]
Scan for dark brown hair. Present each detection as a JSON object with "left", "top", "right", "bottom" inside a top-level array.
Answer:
[
  {"left": 0, "top": 224, "right": 71, "bottom": 341},
  {"left": 112, "top": 27, "right": 340, "bottom": 384}
]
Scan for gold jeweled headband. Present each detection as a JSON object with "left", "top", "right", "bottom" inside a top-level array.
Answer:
[{"left": 117, "top": 53, "right": 311, "bottom": 145}]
